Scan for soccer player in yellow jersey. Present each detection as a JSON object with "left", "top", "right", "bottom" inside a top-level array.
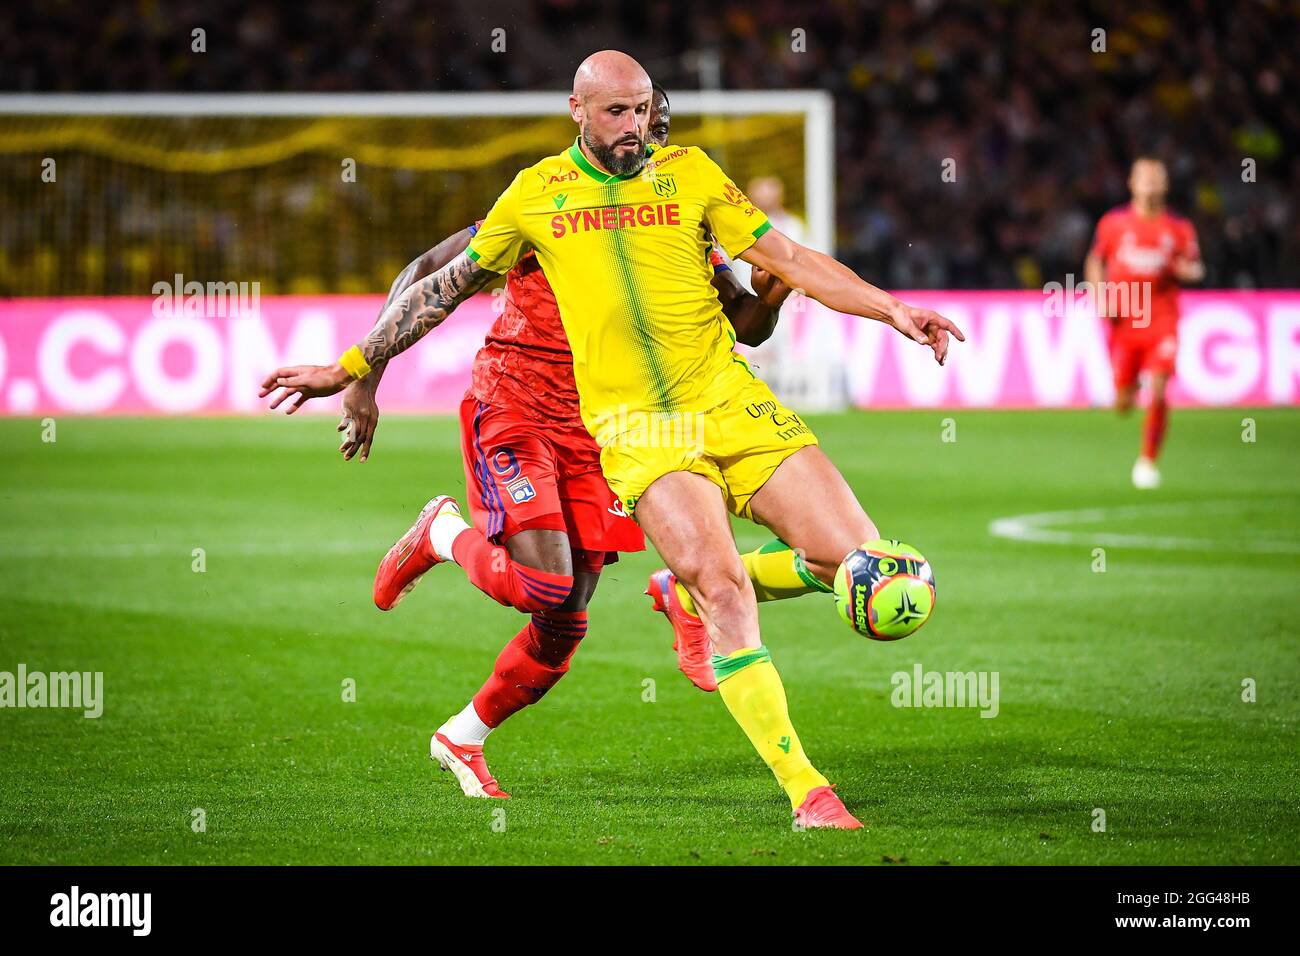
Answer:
[{"left": 264, "top": 50, "right": 963, "bottom": 829}]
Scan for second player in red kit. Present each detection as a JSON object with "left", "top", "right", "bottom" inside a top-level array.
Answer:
[{"left": 458, "top": 228, "right": 644, "bottom": 568}]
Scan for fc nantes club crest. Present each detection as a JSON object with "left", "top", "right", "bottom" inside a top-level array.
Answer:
[{"left": 652, "top": 173, "right": 678, "bottom": 198}]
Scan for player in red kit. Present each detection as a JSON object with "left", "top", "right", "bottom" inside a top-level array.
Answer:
[
  {"left": 1085, "top": 157, "right": 1203, "bottom": 489},
  {"left": 311, "top": 86, "right": 793, "bottom": 798}
]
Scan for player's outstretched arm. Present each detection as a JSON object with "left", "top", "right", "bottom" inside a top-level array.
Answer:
[
  {"left": 713, "top": 265, "right": 791, "bottom": 347},
  {"left": 359, "top": 253, "right": 497, "bottom": 370},
  {"left": 740, "top": 227, "right": 965, "bottom": 365},
  {"left": 259, "top": 252, "right": 499, "bottom": 414},
  {"left": 338, "top": 227, "right": 475, "bottom": 461}
]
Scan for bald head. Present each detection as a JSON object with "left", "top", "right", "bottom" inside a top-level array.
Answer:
[
  {"left": 570, "top": 51, "right": 654, "bottom": 177},
  {"left": 573, "top": 50, "right": 652, "bottom": 103}
]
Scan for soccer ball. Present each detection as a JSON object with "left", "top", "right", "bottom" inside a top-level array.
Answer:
[{"left": 833, "top": 539, "right": 936, "bottom": 641}]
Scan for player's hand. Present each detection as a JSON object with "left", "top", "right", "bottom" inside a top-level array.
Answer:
[
  {"left": 750, "top": 266, "right": 793, "bottom": 309},
  {"left": 1171, "top": 257, "right": 1205, "bottom": 284},
  {"left": 338, "top": 382, "right": 379, "bottom": 462},
  {"left": 259, "top": 363, "right": 351, "bottom": 414},
  {"left": 888, "top": 303, "right": 966, "bottom": 365}
]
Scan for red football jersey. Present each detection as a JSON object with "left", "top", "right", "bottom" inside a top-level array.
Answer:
[
  {"left": 1089, "top": 204, "right": 1198, "bottom": 337},
  {"left": 465, "top": 220, "right": 731, "bottom": 423}
]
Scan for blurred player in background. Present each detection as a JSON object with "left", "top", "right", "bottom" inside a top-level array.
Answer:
[
  {"left": 1085, "top": 157, "right": 1203, "bottom": 489},
  {"left": 314, "top": 84, "right": 797, "bottom": 800},
  {"left": 729, "top": 175, "right": 805, "bottom": 293}
]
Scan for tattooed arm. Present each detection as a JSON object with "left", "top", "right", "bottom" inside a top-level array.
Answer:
[
  {"left": 337, "top": 228, "right": 475, "bottom": 460},
  {"left": 258, "top": 251, "right": 499, "bottom": 415},
  {"left": 358, "top": 252, "right": 495, "bottom": 374}
]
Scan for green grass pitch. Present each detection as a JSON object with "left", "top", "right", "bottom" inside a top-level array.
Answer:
[{"left": 1, "top": 408, "right": 1296, "bottom": 865}]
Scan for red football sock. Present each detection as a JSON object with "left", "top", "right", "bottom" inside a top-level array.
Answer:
[
  {"left": 1142, "top": 397, "right": 1169, "bottom": 461},
  {"left": 451, "top": 529, "right": 574, "bottom": 612},
  {"left": 471, "top": 610, "right": 587, "bottom": 728}
]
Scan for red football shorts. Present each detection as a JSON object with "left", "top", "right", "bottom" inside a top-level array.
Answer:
[
  {"left": 1111, "top": 332, "right": 1178, "bottom": 391},
  {"left": 458, "top": 394, "right": 645, "bottom": 570}
]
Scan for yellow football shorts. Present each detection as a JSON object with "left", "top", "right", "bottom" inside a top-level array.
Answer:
[{"left": 600, "top": 377, "right": 819, "bottom": 520}]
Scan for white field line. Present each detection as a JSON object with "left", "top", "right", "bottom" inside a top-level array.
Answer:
[
  {"left": 8, "top": 503, "right": 1297, "bottom": 560},
  {"left": 989, "top": 501, "right": 1300, "bottom": 555},
  {"left": 0, "top": 540, "right": 380, "bottom": 560}
]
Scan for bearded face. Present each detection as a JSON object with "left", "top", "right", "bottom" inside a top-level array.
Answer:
[{"left": 583, "top": 121, "right": 647, "bottom": 177}]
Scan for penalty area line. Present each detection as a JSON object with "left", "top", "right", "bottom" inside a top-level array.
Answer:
[{"left": 988, "top": 501, "right": 1300, "bottom": 555}]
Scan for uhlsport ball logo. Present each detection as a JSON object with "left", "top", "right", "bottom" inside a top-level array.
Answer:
[{"left": 833, "top": 539, "right": 936, "bottom": 640}]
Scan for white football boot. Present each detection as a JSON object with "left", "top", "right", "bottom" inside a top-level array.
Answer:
[
  {"left": 1131, "top": 457, "right": 1161, "bottom": 490},
  {"left": 430, "top": 731, "right": 509, "bottom": 799}
]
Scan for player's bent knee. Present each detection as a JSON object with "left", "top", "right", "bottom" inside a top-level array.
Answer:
[
  {"left": 512, "top": 569, "right": 575, "bottom": 612},
  {"left": 505, "top": 528, "right": 574, "bottom": 576},
  {"left": 691, "top": 563, "right": 753, "bottom": 618},
  {"left": 694, "top": 560, "right": 747, "bottom": 595},
  {"left": 664, "top": 555, "right": 710, "bottom": 594}
]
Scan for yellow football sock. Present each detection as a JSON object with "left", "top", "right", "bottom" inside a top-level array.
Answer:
[
  {"left": 675, "top": 539, "right": 830, "bottom": 614},
  {"left": 714, "top": 646, "right": 829, "bottom": 809}
]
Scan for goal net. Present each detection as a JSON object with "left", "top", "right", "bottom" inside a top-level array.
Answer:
[{"left": 0, "top": 91, "right": 842, "bottom": 406}]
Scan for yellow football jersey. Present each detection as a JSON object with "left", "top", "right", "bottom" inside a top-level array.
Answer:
[{"left": 465, "top": 138, "right": 772, "bottom": 442}]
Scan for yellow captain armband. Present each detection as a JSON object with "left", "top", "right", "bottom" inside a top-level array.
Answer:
[{"left": 338, "top": 345, "right": 372, "bottom": 381}]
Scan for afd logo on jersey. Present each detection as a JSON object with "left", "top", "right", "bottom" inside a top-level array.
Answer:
[
  {"left": 537, "top": 168, "right": 578, "bottom": 191},
  {"left": 506, "top": 476, "right": 537, "bottom": 504},
  {"left": 723, "top": 183, "right": 750, "bottom": 206}
]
